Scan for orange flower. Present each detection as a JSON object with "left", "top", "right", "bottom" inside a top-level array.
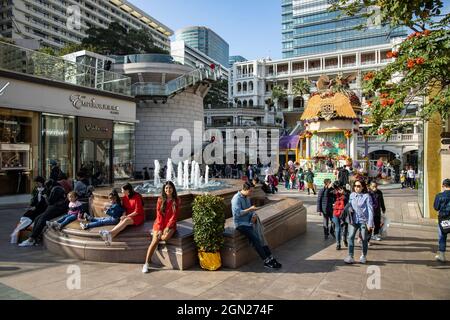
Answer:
[
  {"left": 381, "top": 99, "right": 388, "bottom": 107},
  {"left": 386, "top": 51, "right": 393, "bottom": 58},
  {"left": 366, "top": 100, "right": 372, "bottom": 107},
  {"left": 363, "top": 72, "right": 374, "bottom": 81},
  {"left": 423, "top": 29, "right": 431, "bottom": 36},
  {"left": 380, "top": 93, "right": 389, "bottom": 99},
  {"left": 415, "top": 32, "right": 421, "bottom": 37},
  {"left": 377, "top": 128, "right": 386, "bottom": 135},
  {"left": 392, "top": 51, "right": 399, "bottom": 58},
  {"left": 407, "top": 59, "right": 416, "bottom": 69},
  {"left": 388, "top": 98, "right": 395, "bottom": 106},
  {"left": 415, "top": 57, "right": 425, "bottom": 65}
]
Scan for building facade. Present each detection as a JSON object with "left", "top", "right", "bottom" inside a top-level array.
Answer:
[
  {"left": 0, "top": 0, "right": 173, "bottom": 51},
  {"left": 281, "top": 0, "right": 407, "bottom": 58},
  {"left": 229, "top": 55, "right": 247, "bottom": 68},
  {"left": 175, "top": 26, "right": 229, "bottom": 67},
  {"left": 230, "top": 41, "right": 421, "bottom": 169},
  {"left": 0, "top": 41, "right": 136, "bottom": 195}
]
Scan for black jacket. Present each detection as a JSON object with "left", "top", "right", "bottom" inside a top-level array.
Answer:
[
  {"left": 338, "top": 169, "right": 349, "bottom": 186},
  {"left": 369, "top": 189, "right": 386, "bottom": 213},
  {"left": 47, "top": 185, "right": 67, "bottom": 206},
  {"left": 317, "top": 187, "right": 334, "bottom": 217},
  {"left": 434, "top": 190, "right": 450, "bottom": 218}
]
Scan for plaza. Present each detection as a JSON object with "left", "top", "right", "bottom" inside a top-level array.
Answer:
[{"left": 0, "top": 186, "right": 449, "bottom": 300}]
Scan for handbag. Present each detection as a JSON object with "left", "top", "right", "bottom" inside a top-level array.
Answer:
[
  {"left": 438, "top": 214, "right": 450, "bottom": 234},
  {"left": 342, "top": 202, "right": 354, "bottom": 225}
]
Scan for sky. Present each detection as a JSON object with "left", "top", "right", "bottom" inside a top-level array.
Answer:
[{"left": 128, "top": 0, "right": 282, "bottom": 61}]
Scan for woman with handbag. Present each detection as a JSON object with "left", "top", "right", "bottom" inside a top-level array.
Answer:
[
  {"left": 344, "top": 180, "right": 374, "bottom": 264},
  {"left": 434, "top": 179, "right": 450, "bottom": 262}
]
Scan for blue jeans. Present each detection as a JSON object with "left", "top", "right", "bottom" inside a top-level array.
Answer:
[
  {"left": 332, "top": 216, "right": 348, "bottom": 245},
  {"left": 348, "top": 223, "right": 369, "bottom": 257},
  {"left": 438, "top": 226, "right": 447, "bottom": 252},
  {"left": 236, "top": 225, "right": 272, "bottom": 260},
  {"left": 57, "top": 214, "right": 77, "bottom": 228},
  {"left": 86, "top": 217, "right": 119, "bottom": 229}
]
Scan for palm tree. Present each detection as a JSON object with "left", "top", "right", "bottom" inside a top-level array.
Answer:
[
  {"left": 272, "top": 84, "right": 287, "bottom": 110},
  {"left": 292, "top": 79, "right": 311, "bottom": 97}
]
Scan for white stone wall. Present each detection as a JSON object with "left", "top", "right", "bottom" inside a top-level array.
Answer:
[{"left": 135, "top": 89, "right": 204, "bottom": 171}]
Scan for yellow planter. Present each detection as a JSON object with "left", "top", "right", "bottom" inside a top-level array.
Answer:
[{"left": 198, "top": 251, "right": 221, "bottom": 271}]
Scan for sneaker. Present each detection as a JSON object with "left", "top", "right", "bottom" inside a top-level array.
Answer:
[
  {"left": 99, "top": 230, "right": 111, "bottom": 246},
  {"left": 18, "top": 238, "right": 36, "bottom": 247},
  {"left": 336, "top": 244, "right": 341, "bottom": 250},
  {"left": 374, "top": 235, "right": 382, "bottom": 241},
  {"left": 343, "top": 239, "right": 348, "bottom": 247},
  {"left": 80, "top": 222, "right": 88, "bottom": 230},
  {"left": 360, "top": 255, "right": 367, "bottom": 264},
  {"left": 142, "top": 263, "right": 150, "bottom": 273},
  {"left": 435, "top": 251, "right": 446, "bottom": 263},
  {"left": 344, "top": 256, "right": 354, "bottom": 264},
  {"left": 264, "top": 258, "right": 281, "bottom": 269}
]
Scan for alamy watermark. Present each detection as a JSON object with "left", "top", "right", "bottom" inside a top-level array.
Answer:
[
  {"left": 366, "top": 266, "right": 381, "bottom": 290},
  {"left": 66, "top": 265, "right": 81, "bottom": 290},
  {"left": 170, "top": 121, "right": 279, "bottom": 167}
]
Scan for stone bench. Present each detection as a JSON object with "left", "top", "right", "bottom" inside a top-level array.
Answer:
[{"left": 220, "top": 198, "right": 307, "bottom": 269}]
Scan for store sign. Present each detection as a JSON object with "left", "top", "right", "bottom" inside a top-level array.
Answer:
[
  {"left": 69, "top": 94, "right": 120, "bottom": 115},
  {"left": 0, "top": 82, "right": 10, "bottom": 96},
  {"left": 78, "top": 117, "right": 113, "bottom": 140}
]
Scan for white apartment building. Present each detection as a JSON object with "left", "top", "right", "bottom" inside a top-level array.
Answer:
[
  {"left": 0, "top": 0, "right": 172, "bottom": 51},
  {"left": 230, "top": 40, "right": 421, "bottom": 170}
]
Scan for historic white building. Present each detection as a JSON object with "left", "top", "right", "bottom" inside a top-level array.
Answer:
[{"left": 229, "top": 40, "right": 421, "bottom": 170}]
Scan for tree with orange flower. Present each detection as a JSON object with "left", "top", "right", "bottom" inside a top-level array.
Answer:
[{"left": 330, "top": 1, "right": 450, "bottom": 136}]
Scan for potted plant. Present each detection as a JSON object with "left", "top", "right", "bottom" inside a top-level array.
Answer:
[{"left": 192, "top": 194, "right": 225, "bottom": 271}]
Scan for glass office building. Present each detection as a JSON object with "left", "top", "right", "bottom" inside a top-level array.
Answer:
[
  {"left": 175, "top": 26, "right": 229, "bottom": 67},
  {"left": 282, "top": 0, "right": 407, "bottom": 58},
  {"left": 229, "top": 55, "right": 247, "bottom": 68}
]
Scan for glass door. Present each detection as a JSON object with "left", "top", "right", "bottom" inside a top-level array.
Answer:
[{"left": 79, "top": 139, "right": 111, "bottom": 186}]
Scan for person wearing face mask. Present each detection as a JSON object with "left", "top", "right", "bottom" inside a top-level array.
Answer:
[{"left": 368, "top": 181, "right": 386, "bottom": 242}]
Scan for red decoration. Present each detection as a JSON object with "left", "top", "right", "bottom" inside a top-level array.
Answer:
[{"left": 210, "top": 64, "right": 216, "bottom": 70}]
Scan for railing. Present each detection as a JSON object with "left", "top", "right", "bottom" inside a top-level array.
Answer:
[
  {"left": 357, "top": 133, "right": 422, "bottom": 143},
  {"left": 132, "top": 67, "right": 219, "bottom": 97},
  {"left": 0, "top": 41, "right": 132, "bottom": 96}
]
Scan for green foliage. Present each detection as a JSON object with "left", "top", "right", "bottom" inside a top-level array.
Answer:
[
  {"left": 204, "top": 79, "right": 229, "bottom": 107},
  {"left": 38, "top": 47, "right": 57, "bottom": 56},
  {"left": 58, "top": 43, "right": 99, "bottom": 56},
  {"left": 272, "top": 84, "right": 287, "bottom": 101},
  {"left": 81, "top": 22, "right": 169, "bottom": 55},
  {"left": 331, "top": 0, "right": 450, "bottom": 135},
  {"left": 292, "top": 78, "right": 311, "bottom": 97},
  {"left": 192, "top": 194, "right": 225, "bottom": 253}
]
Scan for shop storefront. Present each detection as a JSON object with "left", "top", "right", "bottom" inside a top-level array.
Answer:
[{"left": 0, "top": 72, "right": 136, "bottom": 195}]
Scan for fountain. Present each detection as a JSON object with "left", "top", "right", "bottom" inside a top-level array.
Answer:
[
  {"left": 177, "top": 162, "right": 183, "bottom": 187},
  {"left": 205, "top": 165, "right": 209, "bottom": 185},
  {"left": 154, "top": 160, "right": 161, "bottom": 186},
  {"left": 183, "top": 160, "right": 190, "bottom": 189},
  {"left": 190, "top": 160, "right": 195, "bottom": 185},
  {"left": 166, "top": 158, "right": 173, "bottom": 182}
]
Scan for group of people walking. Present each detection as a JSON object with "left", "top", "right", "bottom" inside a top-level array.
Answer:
[{"left": 317, "top": 179, "right": 386, "bottom": 264}]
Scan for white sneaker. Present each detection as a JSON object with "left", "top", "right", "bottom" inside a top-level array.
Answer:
[
  {"left": 435, "top": 251, "right": 446, "bottom": 263},
  {"left": 142, "top": 263, "right": 150, "bottom": 273},
  {"left": 99, "top": 230, "right": 112, "bottom": 246},
  {"left": 344, "top": 256, "right": 354, "bottom": 264},
  {"left": 18, "top": 238, "right": 35, "bottom": 247},
  {"left": 360, "top": 255, "right": 367, "bottom": 264},
  {"left": 375, "top": 235, "right": 382, "bottom": 241},
  {"left": 80, "top": 222, "right": 88, "bottom": 230}
]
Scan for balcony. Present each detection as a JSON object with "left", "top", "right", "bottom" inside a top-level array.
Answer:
[
  {"left": 0, "top": 41, "right": 132, "bottom": 96},
  {"left": 357, "top": 133, "right": 422, "bottom": 144}
]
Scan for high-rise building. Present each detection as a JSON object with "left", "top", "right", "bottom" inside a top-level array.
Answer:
[
  {"left": 0, "top": 0, "right": 173, "bottom": 51},
  {"left": 175, "top": 26, "right": 229, "bottom": 67},
  {"left": 281, "top": 0, "right": 407, "bottom": 58},
  {"left": 229, "top": 55, "right": 247, "bottom": 68}
]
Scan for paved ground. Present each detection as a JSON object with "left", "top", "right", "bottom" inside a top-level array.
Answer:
[{"left": 0, "top": 187, "right": 449, "bottom": 300}]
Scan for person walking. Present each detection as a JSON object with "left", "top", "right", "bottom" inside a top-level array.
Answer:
[
  {"left": 305, "top": 168, "right": 316, "bottom": 195},
  {"left": 434, "top": 179, "right": 450, "bottom": 262},
  {"left": 407, "top": 166, "right": 416, "bottom": 189},
  {"left": 317, "top": 179, "right": 335, "bottom": 240},
  {"left": 332, "top": 181, "right": 350, "bottom": 250},
  {"left": 344, "top": 180, "right": 374, "bottom": 264},
  {"left": 368, "top": 181, "right": 386, "bottom": 241}
]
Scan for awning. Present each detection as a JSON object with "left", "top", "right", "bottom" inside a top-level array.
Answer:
[{"left": 279, "top": 135, "right": 300, "bottom": 150}]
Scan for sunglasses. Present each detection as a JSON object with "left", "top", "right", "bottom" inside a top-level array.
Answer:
[{"left": 354, "top": 184, "right": 362, "bottom": 188}]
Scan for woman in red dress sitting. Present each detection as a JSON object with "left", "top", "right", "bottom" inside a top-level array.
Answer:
[
  {"left": 99, "top": 183, "right": 144, "bottom": 245},
  {"left": 142, "top": 181, "right": 180, "bottom": 273}
]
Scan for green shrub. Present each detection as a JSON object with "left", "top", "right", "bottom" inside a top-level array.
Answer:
[{"left": 192, "top": 194, "right": 225, "bottom": 253}]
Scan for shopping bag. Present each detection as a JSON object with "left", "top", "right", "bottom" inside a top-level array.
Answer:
[
  {"left": 380, "top": 215, "right": 390, "bottom": 237},
  {"left": 438, "top": 215, "right": 450, "bottom": 234}
]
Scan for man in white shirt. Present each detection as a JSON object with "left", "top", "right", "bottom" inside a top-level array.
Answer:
[{"left": 407, "top": 166, "right": 416, "bottom": 189}]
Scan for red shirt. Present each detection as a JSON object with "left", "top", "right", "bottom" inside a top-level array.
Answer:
[
  {"left": 333, "top": 193, "right": 346, "bottom": 218},
  {"left": 153, "top": 198, "right": 180, "bottom": 232},
  {"left": 122, "top": 193, "right": 144, "bottom": 220}
]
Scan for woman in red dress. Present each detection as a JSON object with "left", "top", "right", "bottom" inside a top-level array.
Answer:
[
  {"left": 142, "top": 181, "right": 180, "bottom": 273},
  {"left": 99, "top": 183, "right": 144, "bottom": 245}
]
